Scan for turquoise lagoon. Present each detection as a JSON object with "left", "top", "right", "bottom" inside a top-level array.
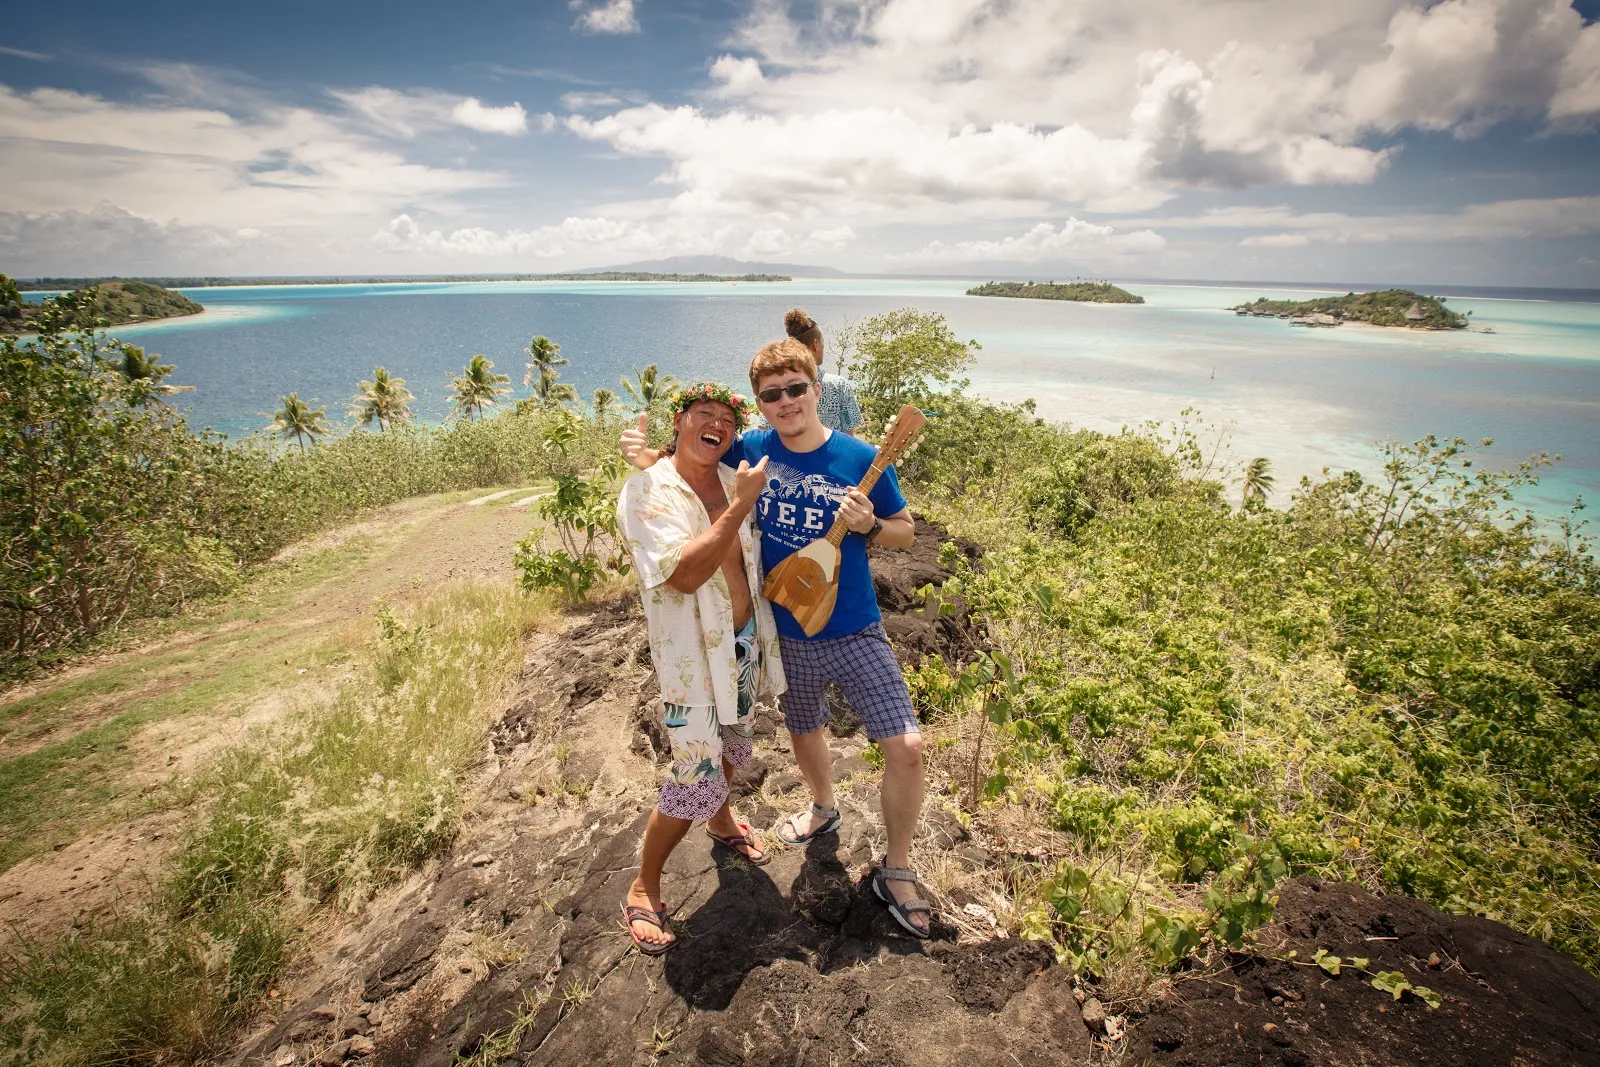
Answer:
[{"left": 90, "top": 277, "right": 1600, "bottom": 517}]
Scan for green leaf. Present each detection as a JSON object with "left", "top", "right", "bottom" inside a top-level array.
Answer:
[
  {"left": 1314, "top": 948, "right": 1342, "bottom": 976},
  {"left": 1413, "top": 984, "right": 1442, "bottom": 1009},
  {"left": 1370, "top": 971, "right": 1412, "bottom": 999}
]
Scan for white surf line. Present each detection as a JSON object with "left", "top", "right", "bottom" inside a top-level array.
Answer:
[
  {"left": 507, "top": 491, "right": 554, "bottom": 509},
  {"left": 466, "top": 487, "right": 539, "bottom": 507}
]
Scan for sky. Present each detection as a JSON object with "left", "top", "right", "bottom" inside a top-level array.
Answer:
[{"left": 1, "top": 0, "right": 1598, "bottom": 286}]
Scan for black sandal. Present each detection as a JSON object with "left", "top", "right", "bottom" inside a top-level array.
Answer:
[
  {"left": 622, "top": 903, "right": 678, "bottom": 956},
  {"left": 871, "top": 861, "right": 932, "bottom": 939}
]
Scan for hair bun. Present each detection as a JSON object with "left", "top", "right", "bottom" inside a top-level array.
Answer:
[{"left": 784, "top": 307, "right": 817, "bottom": 338}]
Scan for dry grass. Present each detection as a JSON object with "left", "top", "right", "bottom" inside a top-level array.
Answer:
[{"left": 0, "top": 581, "right": 555, "bottom": 1066}]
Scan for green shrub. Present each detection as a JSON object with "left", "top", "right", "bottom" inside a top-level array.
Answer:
[{"left": 912, "top": 400, "right": 1600, "bottom": 975}]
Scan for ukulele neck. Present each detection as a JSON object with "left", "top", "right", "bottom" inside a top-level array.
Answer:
[{"left": 822, "top": 454, "right": 893, "bottom": 548}]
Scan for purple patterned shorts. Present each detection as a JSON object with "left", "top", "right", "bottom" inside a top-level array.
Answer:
[
  {"left": 656, "top": 622, "right": 758, "bottom": 821},
  {"left": 778, "top": 623, "right": 919, "bottom": 741}
]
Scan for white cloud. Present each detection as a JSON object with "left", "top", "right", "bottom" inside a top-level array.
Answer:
[
  {"left": 1240, "top": 233, "right": 1312, "bottom": 248},
  {"left": 572, "top": 0, "right": 639, "bottom": 35},
  {"left": 1146, "top": 196, "right": 1600, "bottom": 245},
  {"left": 744, "top": 226, "right": 793, "bottom": 255},
  {"left": 710, "top": 55, "right": 765, "bottom": 95},
  {"left": 0, "top": 80, "right": 507, "bottom": 262},
  {"left": 0, "top": 45, "right": 52, "bottom": 61},
  {"left": 372, "top": 213, "right": 658, "bottom": 258},
  {"left": 565, "top": 0, "right": 1599, "bottom": 230},
  {"left": 331, "top": 88, "right": 529, "bottom": 138},
  {"left": 905, "top": 218, "right": 1167, "bottom": 263},
  {"left": 450, "top": 97, "right": 528, "bottom": 135},
  {"left": 0, "top": 202, "right": 280, "bottom": 275},
  {"left": 807, "top": 225, "right": 855, "bottom": 246}
]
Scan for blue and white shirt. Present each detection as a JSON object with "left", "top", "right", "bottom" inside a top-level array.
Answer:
[{"left": 816, "top": 373, "right": 863, "bottom": 433}]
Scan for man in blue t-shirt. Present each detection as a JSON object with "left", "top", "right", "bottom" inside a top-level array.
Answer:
[{"left": 621, "top": 338, "right": 932, "bottom": 938}]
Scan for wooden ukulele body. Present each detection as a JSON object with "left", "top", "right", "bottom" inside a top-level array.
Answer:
[
  {"left": 760, "top": 405, "right": 926, "bottom": 637},
  {"left": 763, "top": 538, "right": 841, "bottom": 637}
]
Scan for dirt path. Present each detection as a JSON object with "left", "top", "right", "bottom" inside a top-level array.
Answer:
[{"left": 0, "top": 487, "right": 547, "bottom": 941}]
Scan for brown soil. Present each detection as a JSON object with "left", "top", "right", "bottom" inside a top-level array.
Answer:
[
  {"left": 1130, "top": 878, "right": 1600, "bottom": 1067},
  {"left": 0, "top": 810, "right": 186, "bottom": 942}
]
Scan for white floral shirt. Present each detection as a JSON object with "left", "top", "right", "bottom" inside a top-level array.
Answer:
[{"left": 617, "top": 457, "right": 786, "bottom": 723}]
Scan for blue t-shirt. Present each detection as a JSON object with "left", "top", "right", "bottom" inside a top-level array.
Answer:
[{"left": 725, "top": 428, "right": 907, "bottom": 641}]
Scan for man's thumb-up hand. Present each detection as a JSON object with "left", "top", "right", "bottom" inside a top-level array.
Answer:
[
  {"left": 734, "top": 454, "right": 769, "bottom": 507},
  {"left": 620, "top": 412, "right": 651, "bottom": 470}
]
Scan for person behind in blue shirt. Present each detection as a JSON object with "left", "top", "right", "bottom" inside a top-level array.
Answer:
[
  {"left": 621, "top": 338, "right": 932, "bottom": 937},
  {"left": 784, "top": 307, "right": 863, "bottom": 436}
]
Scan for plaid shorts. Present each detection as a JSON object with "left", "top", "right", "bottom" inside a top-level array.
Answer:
[{"left": 778, "top": 623, "right": 919, "bottom": 741}]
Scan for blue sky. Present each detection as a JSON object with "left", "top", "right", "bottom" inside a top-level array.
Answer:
[{"left": 2, "top": 0, "right": 1598, "bottom": 285}]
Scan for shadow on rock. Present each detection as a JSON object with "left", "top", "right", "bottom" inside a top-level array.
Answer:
[{"left": 663, "top": 843, "right": 818, "bottom": 1010}]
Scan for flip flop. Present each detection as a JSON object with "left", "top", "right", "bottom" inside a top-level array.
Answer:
[
  {"left": 622, "top": 903, "right": 678, "bottom": 956},
  {"left": 871, "top": 861, "right": 933, "bottom": 940},
  {"left": 706, "top": 822, "right": 771, "bottom": 866},
  {"left": 776, "top": 802, "right": 842, "bottom": 845}
]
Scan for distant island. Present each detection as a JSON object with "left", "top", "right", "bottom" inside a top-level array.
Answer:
[
  {"left": 1230, "top": 289, "right": 1467, "bottom": 329},
  {"left": 16, "top": 271, "right": 789, "bottom": 290},
  {"left": 967, "top": 280, "right": 1145, "bottom": 304},
  {"left": 2, "top": 278, "right": 204, "bottom": 333}
]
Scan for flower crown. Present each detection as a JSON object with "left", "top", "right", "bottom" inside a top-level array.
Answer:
[{"left": 669, "top": 381, "right": 752, "bottom": 430}]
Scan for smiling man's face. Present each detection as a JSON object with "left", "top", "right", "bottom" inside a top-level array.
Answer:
[
  {"left": 673, "top": 399, "right": 737, "bottom": 464},
  {"left": 753, "top": 370, "right": 818, "bottom": 438}
]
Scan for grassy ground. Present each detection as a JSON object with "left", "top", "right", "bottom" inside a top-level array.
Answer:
[
  {"left": 0, "top": 486, "right": 545, "bottom": 874},
  {"left": 0, "top": 486, "right": 561, "bottom": 1066}
]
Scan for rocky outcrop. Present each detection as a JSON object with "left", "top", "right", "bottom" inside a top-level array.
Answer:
[{"left": 228, "top": 518, "right": 1600, "bottom": 1067}]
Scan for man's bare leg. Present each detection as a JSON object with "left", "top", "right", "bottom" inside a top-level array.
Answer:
[
  {"left": 878, "top": 732, "right": 928, "bottom": 933},
  {"left": 706, "top": 757, "right": 766, "bottom": 862},
  {"left": 627, "top": 809, "right": 691, "bottom": 947},
  {"left": 785, "top": 727, "right": 837, "bottom": 838}
]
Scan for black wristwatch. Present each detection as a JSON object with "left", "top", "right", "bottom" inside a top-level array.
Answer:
[{"left": 864, "top": 518, "right": 883, "bottom": 544}]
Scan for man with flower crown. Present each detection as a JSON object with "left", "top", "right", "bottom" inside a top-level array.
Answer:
[{"left": 613, "top": 381, "right": 787, "bottom": 955}]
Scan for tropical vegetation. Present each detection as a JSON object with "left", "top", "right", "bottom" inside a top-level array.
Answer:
[
  {"left": 350, "top": 366, "right": 414, "bottom": 430},
  {"left": 269, "top": 393, "right": 330, "bottom": 452},
  {"left": 0, "top": 279, "right": 203, "bottom": 333},
  {"left": 451, "top": 354, "right": 512, "bottom": 419},
  {"left": 1231, "top": 289, "right": 1468, "bottom": 329},
  {"left": 837, "top": 307, "right": 981, "bottom": 422},
  {"left": 967, "top": 280, "right": 1145, "bottom": 304},
  {"left": 620, "top": 362, "right": 677, "bottom": 412}
]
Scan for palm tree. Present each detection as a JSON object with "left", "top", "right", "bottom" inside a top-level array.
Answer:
[
  {"left": 524, "top": 335, "right": 568, "bottom": 386},
  {"left": 350, "top": 366, "right": 414, "bottom": 430},
  {"left": 620, "top": 364, "right": 677, "bottom": 412},
  {"left": 592, "top": 387, "right": 618, "bottom": 422},
  {"left": 271, "top": 393, "right": 331, "bottom": 452},
  {"left": 450, "top": 354, "right": 510, "bottom": 420},
  {"left": 1241, "top": 457, "right": 1275, "bottom": 507},
  {"left": 531, "top": 366, "right": 579, "bottom": 408},
  {"left": 112, "top": 342, "right": 192, "bottom": 406}
]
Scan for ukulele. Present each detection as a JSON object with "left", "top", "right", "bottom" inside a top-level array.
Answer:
[{"left": 761, "top": 404, "right": 928, "bottom": 637}]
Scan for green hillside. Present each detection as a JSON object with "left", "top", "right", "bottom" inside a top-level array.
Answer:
[{"left": 1, "top": 276, "right": 203, "bottom": 332}]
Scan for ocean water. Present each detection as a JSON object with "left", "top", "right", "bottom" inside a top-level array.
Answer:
[{"left": 60, "top": 277, "right": 1600, "bottom": 518}]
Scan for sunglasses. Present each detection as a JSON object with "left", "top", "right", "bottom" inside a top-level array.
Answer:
[{"left": 756, "top": 380, "right": 815, "bottom": 404}]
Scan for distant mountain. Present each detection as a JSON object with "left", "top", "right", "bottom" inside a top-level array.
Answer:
[{"left": 585, "top": 255, "right": 849, "bottom": 277}]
